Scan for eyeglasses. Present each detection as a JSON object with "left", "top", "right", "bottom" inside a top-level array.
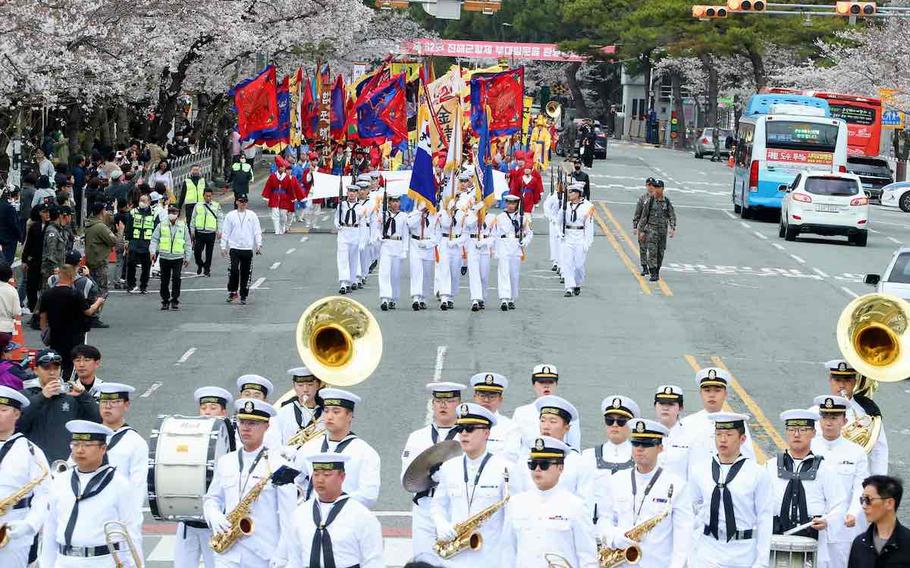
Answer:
[
  {"left": 859, "top": 496, "right": 888, "bottom": 506},
  {"left": 785, "top": 427, "right": 815, "bottom": 434},
  {"left": 527, "top": 459, "right": 560, "bottom": 471},
  {"left": 432, "top": 398, "right": 459, "bottom": 405},
  {"left": 459, "top": 425, "right": 488, "bottom": 434},
  {"left": 605, "top": 417, "right": 629, "bottom": 427},
  {"left": 474, "top": 392, "right": 501, "bottom": 401},
  {"left": 99, "top": 399, "right": 125, "bottom": 407},
  {"left": 69, "top": 441, "right": 103, "bottom": 449}
]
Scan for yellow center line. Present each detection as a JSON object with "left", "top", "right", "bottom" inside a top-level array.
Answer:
[
  {"left": 597, "top": 202, "right": 673, "bottom": 297},
  {"left": 710, "top": 356, "right": 787, "bottom": 451},
  {"left": 684, "top": 354, "right": 769, "bottom": 464},
  {"left": 591, "top": 204, "right": 652, "bottom": 295}
]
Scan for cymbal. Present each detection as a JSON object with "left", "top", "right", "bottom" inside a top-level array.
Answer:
[{"left": 402, "top": 440, "right": 462, "bottom": 493}]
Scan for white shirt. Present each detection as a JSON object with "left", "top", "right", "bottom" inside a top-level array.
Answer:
[
  {"left": 512, "top": 449, "right": 583, "bottom": 496},
  {"left": 294, "top": 433, "right": 381, "bottom": 509},
  {"left": 848, "top": 397, "right": 889, "bottom": 475},
  {"left": 658, "top": 419, "right": 693, "bottom": 481},
  {"left": 491, "top": 211, "right": 533, "bottom": 257},
  {"left": 559, "top": 199, "right": 595, "bottom": 247},
  {"left": 811, "top": 435, "right": 869, "bottom": 542},
  {"left": 500, "top": 486, "right": 598, "bottom": 568},
  {"left": 105, "top": 426, "right": 149, "bottom": 515},
  {"left": 275, "top": 400, "right": 319, "bottom": 445},
  {"left": 0, "top": 281, "right": 21, "bottom": 333},
  {"left": 374, "top": 211, "right": 411, "bottom": 257},
  {"left": 685, "top": 409, "right": 756, "bottom": 471},
  {"left": 597, "top": 467, "right": 693, "bottom": 568},
  {"left": 578, "top": 440, "right": 634, "bottom": 522},
  {"left": 512, "top": 401, "right": 582, "bottom": 451},
  {"left": 0, "top": 434, "right": 50, "bottom": 539},
  {"left": 284, "top": 495, "right": 384, "bottom": 568},
  {"left": 487, "top": 412, "right": 523, "bottom": 466},
  {"left": 543, "top": 192, "right": 561, "bottom": 226},
  {"left": 220, "top": 209, "right": 262, "bottom": 251}
]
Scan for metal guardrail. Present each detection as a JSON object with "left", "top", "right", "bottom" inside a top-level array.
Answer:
[{"left": 165, "top": 149, "right": 214, "bottom": 189}]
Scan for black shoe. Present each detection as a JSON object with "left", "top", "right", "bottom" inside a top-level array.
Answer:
[
  {"left": 573, "top": 287, "right": 581, "bottom": 296},
  {"left": 140, "top": 289, "right": 148, "bottom": 294},
  {"left": 389, "top": 301, "right": 396, "bottom": 310},
  {"left": 559, "top": 277, "right": 565, "bottom": 284},
  {"left": 649, "top": 273, "right": 659, "bottom": 282},
  {"left": 29, "top": 317, "right": 41, "bottom": 330},
  {"left": 640, "top": 267, "right": 649, "bottom": 276},
  {"left": 564, "top": 290, "right": 573, "bottom": 297},
  {"left": 460, "top": 266, "right": 467, "bottom": 276},
  {"left": 380, "top": 301, "right": 388, "bottom": 311},
  {"left": 339, "top": 287, "right": 347, "bottom": 295},
  {"left": 161, "top": 303, "right": 169, "bottom": 310},
  {"left": 170, "top": 302, "right": 180, "bottom": 311},
  {"left": 92, "top": 320, "right": 110, "bottom": 328},
  {"left": 412, "top": 301, "right": 420, "bottom": 311},
  {"left": 196, "top": 266, "right": 202, "bottom": 275},
  {"left": 446, "top": 301, "right": 454, "bottom": 310},
  {"left": 479, "top": 301, "right": 485, "bottom": 310},
  {"left": 369, "top": 260, "right": 378, "bottom": 273},
  {"left": 508, "top": 302, "right": 515, "bottom": 310},
  {"left": 345, "top": 286, "right": 352, "bottom": 294},
  {"left": 240, "top": 298, "right": 247, "bottom": 305},
  {"left": 440, "top": 302, "right": 448, "bottom": 311},
  {"left": 419, "top": 301, "right": 427, "bottom": 310},
  {"left": 204, "top": 272, "right": 211, "bottom": 278},
  {"left": 226, "top": 293, "right": 234, "bottom": 303},
  {"left": 471, "top": 302, "right": 480, "bottom": 312},
  {"left": 500, "top": 302, "right": 508, "bottom": 311},
  {"left": 551, "top": 264, "right": 558, "bottom": 272}
]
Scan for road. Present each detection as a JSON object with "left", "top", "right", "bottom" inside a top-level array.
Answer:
[{"left": 26, "top": 141, "right": 910, "bottom": 566}]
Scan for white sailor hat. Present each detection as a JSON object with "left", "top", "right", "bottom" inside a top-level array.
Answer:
[
  {"left": 535, "top": 395, "right": 578, "bottom": 423},
  {"left": 780, "top": 408, "right": 819, "bottom": 427},
  {"left": 234, "top": 398, "right": 277, "bottom": 422},
  {"left": 528, "top": 435, "right": 569, "bottom": 461},
  {"left": 503, "top": 194, "right": 520, "bottom": 202},
  {"left": 97, "top": 382, "right": 135, "bottom": 401},
  {"left": 709, "top": 411, "right": 749, "bottom": 430},
  {"left": 600, "top": 395, "right": 640, "bottom": 419},
  {"left": 194, "top": 386, "right": 232, "bottom": 408},
  {"left": 455, "top": 402, "right": 497, "bottom": 427},
  {"left": 307, "top": 452, "right": 351, "bottom": 471},
  {"left": 0, "top": 385, "right": 29, "bottom": 410},
  {"left": 470, "top": 372, "right": 509, "bottom": 394},
  {"left": 287, "top": 366, "right": 319, "bottom": 383},
  {"left": 425, "top": 381, "right": 466, "bottom": 399},
  {"left": 458, "top": 170, "right": 473, "bottom": 182},
  {"left": 825, "top": 359, "right": 857, "bottom": 378},
  {"left": 531, "top": 364, "right": 559, "bottom": 382},
  {"left": 696, "top": 367, "right": 730, "bottom": 389},
  {"left": 356, "top": 174, "right": 372, "bottom": 183},
  {"left": 568, "top": 182, "right": 584, "bottom": 193},
  {"left": 814, "top": 394, "right": 849, "bottom": 413},
  {"left": 369, "top": 170, "right": 381, "bottom": 179},
  {"left": 346, "top": 185, "right": 360, "bottom": 192},
  {"left": 356, "top": 180, "right": 371, "bottom": 189},
  {"left": 235, "top": 375, "right": 274, "bottom": 398},
  {"left": 654, "top": 384, "right": 684, "bottom": 404},
  {"left": 319, "top": 388, "right": 361, "bottom": 411},
  {"left": 66, "top": 420, "right": 113, "bottom": 442},
  {"left": 628, "top": 418, "right": 670, "bottom": 444}
]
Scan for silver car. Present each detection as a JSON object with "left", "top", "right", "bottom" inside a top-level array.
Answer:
[
  {"left": 694, "top": 128, "right": 733, "bottom": 159},
  {"left": 864, "top": 247, "right": 910, "bottom": 301}
]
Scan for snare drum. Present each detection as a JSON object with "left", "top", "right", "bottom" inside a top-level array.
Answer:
[
  {"left": 148, "top": 415, "right": 230, "bottom": 521},
  {"left": 770, "top": 535, "right": 817, "bottom": 568}
]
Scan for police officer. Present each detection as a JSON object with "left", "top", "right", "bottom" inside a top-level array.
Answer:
[
  {"left": 41, "top": 205, "right": 69, "bottom": 290},
  {"left": 824, "top": 359, "right": 888, "bottom": 475},
  {"left": 180, "top": 164, "right": 206, "bottom": 222},
  {"left": 228, "top": 155, "right": 254, "bottom": 206},
  {"left": 501, "top": 436, "right": 598, "bottom": 567},
  {"left": 190, "top": 187, "right": 223, "bottom": 277},
  {"left": 150, "top": 203, "right": 192, "bottom": 310},
  {"left": 492, "top": 194, "right": 532, "bottom": 311},
  {"left": 559, "top": 181, "right": 594, "bottom": 297},
  {"left": 653, "top": 384, "right": 692, "bottom": 481},
  {"left": 124, "top": 194, "right": 157, "bottom": 294},
  {"left": 375, "top": 194, "right": 410, "bottom": 311},
  {"left": 637, "top": 179, "right": 676, "bottom": 282},
  {"left": 275, "top": 366, "right": 323, "bottom": 445},
  {"left": 470, "top": 372, "right": 523, "bottom": 466},
  {"left": 335, "top": 186, "right": 361, "bottom": 295},
  {"left": 400, "top": 382, "right": 465, "bottom": 559},
  {"left": 512, "top": 364, "right": 581, "bottom": 451},
  {"left": 632, "top": 178, "right": 656, "bottom": 276}
]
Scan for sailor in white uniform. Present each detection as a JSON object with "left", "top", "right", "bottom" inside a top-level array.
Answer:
[
  {"left": 400, "top": 382, "right": 465, "bottom": 560},
  {"left": 234, "top": 374, "right": 281, "bottom": 449},
  {"left": 511, "top": 395, "right": 583, "bottom": 495},
  {"left": 407, "top": 200, "right": 438, "bottom": 310},
  {"left": 335, "top": 185, "right": 362, "bottom": 294},
  {"left": 470, "top": 372, "right": 523, "bottom": 466},
  {"left": 492, "top": 194, "right": 532, "bottom": 310},
  {"left": 558, "top": 181, "right": 594, "bottom": 297},
  {"left": 542, "top": 182, "right": 563, "bottom": 273},
  {"left": 653, "top": 384, "right": 693, "bottom": 480},
  {"left": 275, "top": 366, "right": 324, "bottom": 445},
  {"left": 462, "top": 197, "right": 495, "bottom": 312},
  {"left": 375, "top": 194, "right": 410, "bottom": 311},
  {"left": 500, "top": 436, "right": 598, "bottom": 567},
  {"left": 512, "top": 364, "right": 581, "bottom": 451},
  {"left": 437, "top": 176, "right": 471, "bottom": 310},
  {"left": 686, "top": 368, "right": 756, "bottom": 469}
]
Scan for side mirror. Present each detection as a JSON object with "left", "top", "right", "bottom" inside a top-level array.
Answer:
[
  {"left": 778, "top": 184, "right": 789, "bottom": 193},
  {"left": 864, "top": 274, "right": 881, "bottom": 286}
]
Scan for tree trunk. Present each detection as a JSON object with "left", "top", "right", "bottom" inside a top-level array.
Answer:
[
  {"left": 66, "top": 104, "right": 82, "bottom": 161},
  {"left": 746, "top": 46, "right": 767, "bottom": 92},
  {"left": 670, "top": 70, "right": 686, "bottom": 150},
  {"left": 151, "top": 35, "right": 213, "bottom": 145},
  {"left": 116, "top": 106, "right": 130, "bottom": 146},
  {"left": 699, "top": 53, "right": 719, "bottom": 130},
  {"left": 565, "top": 62, "right": 590, "bottom": 119},
  {"left": 894, "top": 130, "right": 909, "bottom": 181}
]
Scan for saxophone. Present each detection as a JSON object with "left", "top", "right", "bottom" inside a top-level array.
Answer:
[
  {"left": 598, "top": 484, "right": 674, "bottom": 568},
  {"left": 0, "top": 461, "right": 48, "bottom": 548},
  {"left": 210, "top": 454, "right": 272, "bottom": 553},
  {"left": 433, "top": 469, "right": 509, "bottom": 559},
  {"left": 287, "top": 418, "right": 326, "bottom": 447}
]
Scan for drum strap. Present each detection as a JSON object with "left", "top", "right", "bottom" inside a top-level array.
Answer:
[
  {"left": 309, "top": 494, "right": 350, "bottom": 568},
  {"left": 775, "top": 452, "right": 823, "bottom": 539},
  {"left": 223, "top": 418, "right": 237, "bottom": 452},
  {"left": 704, "top": 456, "right": 747, "bottom": 541},
  {"left": 64, "top": 466, "right": 116, "bottom": 548}
]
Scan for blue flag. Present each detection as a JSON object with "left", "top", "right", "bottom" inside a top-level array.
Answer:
[{"left": 408, "top": 120, "right": 438, "bottom": 213}]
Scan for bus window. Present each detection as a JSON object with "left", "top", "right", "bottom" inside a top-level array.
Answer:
[
  {"left": 736, "top": 123, "right": 754, "bottom": 167},
  {"left": 766, "top": 121, "right": 839, "bottom": 151}
]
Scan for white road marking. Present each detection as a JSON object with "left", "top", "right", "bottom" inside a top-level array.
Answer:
[
  {"left": 723, "top": 210, "right": 737, "bottom": 220},
  {"left": 176, "top": 348, "right": 197, "bottom": 365},
  {"left": 139, "top": 382, "right": 162, "bottom": 398},
  {"left": 772, "top": 243, "right": 785, "bottom": 250},
  {"left": 790, "top": 254, "right": 806, "bottom": 264},
  {"left": 270, "top": 262, "right": 281, "bottom": 270},
  {"left": 888, "top": 236, "right": 901, "bottom": 244},
  {"left": 754, "top": 231, "right": 768, "bottom": 240},
  {"left": 841, "top": 286, "right": 860, "bottom": 298},
  {"left": 426, "top": 345, "right": 448, "bottom": 425},
  {"left": 812, "top": 267, "right": 830, "bottom": 278},
  {"left": 109, "top": 286, "right": 271, "bottom": 294},
  {"left": 250, "top": 277, "right": 266, "bottom": 289},
  {"left": 300, "top": 236, "right": 309, "bottom": 243},
  {"left": 286, "top": 248, "right": 296, "bottom": 255},
  {"left": 739, "top": 221, "right": 751, "bottom": 229}
]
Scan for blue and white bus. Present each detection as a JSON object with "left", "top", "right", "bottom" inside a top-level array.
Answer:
[{"left": 732, "top": 94, "right": 849, "bottom": 218}]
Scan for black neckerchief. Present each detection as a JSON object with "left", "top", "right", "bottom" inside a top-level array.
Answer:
[
  {"left": 309, "top": 495, "right": 350, "bottom": 568},
  {"left": 775, "top": 452, "right": 823, "bottom": 538},
  {"left": 64, "top": 466, "right": 116, "bottom": 547},
  {"left": 0, "top": 434, "right": 24, "bottom": 466},
  {"left": 705, "top": 456, "right": 747, "bottom": 541}
]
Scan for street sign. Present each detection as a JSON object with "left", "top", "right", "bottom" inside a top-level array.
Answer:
[{"left": 883, "top": 109, "right": 904, "bottom": 129}]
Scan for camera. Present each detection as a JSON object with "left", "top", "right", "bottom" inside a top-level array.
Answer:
[{"left": 59, "top": 378, "right": 72, "bottom": 394}]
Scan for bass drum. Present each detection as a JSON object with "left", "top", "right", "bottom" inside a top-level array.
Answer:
[
  {"left": 147, "top": 415, "right": 232, "bottom": 521},
  {"left": 770, "top": 534, "right": 817, "bottom": 568}
]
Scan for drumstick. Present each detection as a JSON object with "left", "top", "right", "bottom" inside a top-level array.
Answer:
[{"left": 782, "top": 515, "right": 828, "bottom": 536}]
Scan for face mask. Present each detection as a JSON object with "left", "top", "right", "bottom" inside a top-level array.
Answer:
[
  {"left": 139, "top": 202, "right": 150, "bottom": 209},
  {"left": 575, "top": 166, "right": 581, "bottom": 171},
  {"left": 10, "top": 200, "right": 20, "bottom": 211},
  {"left": 168, "top": 214, "right": 178, "bottom": 221},
  {"left": 191, "top": 174, "right": 199, "bottom": 180}
]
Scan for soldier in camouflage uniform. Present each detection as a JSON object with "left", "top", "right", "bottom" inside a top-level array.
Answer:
[
  {"left": 632, "top": 178, "right": 656, "bottom": 276},
  {"left": 40, "top": 205, "right": 73, "bottom": 290},
  {"left": 638, "top": 179, "right": 676, "bottom": 282}
]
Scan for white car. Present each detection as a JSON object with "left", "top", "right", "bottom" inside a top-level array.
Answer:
[
  {"left": 778, "top": 171, "right": 869, "bottom": 246},
  {"left": 864, "top": 247, "right": 910, "bottom": 301},
  {"left": 879, "top": 181, "right": 910, "bottom": 212}
]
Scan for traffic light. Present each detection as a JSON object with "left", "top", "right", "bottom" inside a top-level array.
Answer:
[
  {"left": 835, "top": 2, "right": 877, "bottom": 16},
  {"left": 727, "top": 0, "right": 766, "bottom": 11},
  {"left": 692, "top": 5, "right": 729, "bottom": 18}
]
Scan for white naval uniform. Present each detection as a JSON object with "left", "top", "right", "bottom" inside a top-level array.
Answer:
[
  {"left": 500, "top": 486, "right": 598, "bottom": 568},
  {"left": 811, "top": 436, "right": 868, "bottom": 568},
  {"left": 488, "top": 411, "right": 523, "bottom": 466},
  {"left": 847, "top": 397, "right": 888, "bottom": 475},
  {"left": 511, "top": 448, "right": 583, "bottom": 495},
  {"left": 407, "top": 210, "right": 438, "bottom": 302},
  {"left": 578, "top": 441, "right": 634, "bottom": 523},
  {"left": 542, "top": 192, "right": 562, "bottom": 269},
  {"left": 103, "top": 426, "right": 149, "bottom": 560},
  {"left": 596, "top": 467, "right": 693, "bottom": 568},
  {"left": 294, "top": 433, "right": 382, "bottom": 509},
  {"left": 276, "top": 400, "right": 320, "bottom": 445},
  {"left": 491, "top": 211, "right": 532, "bottom": 301},
  {"left": 284, "top": 495, "right": 384, "bottom": 568},
  {"left": 356, "top": 198, "right": 376, "bottom": 281},
  {"left": 688, "top": 456, "right": 773, "bottom": 568},
  {"left": 375, "top": 210, "right": 410, "bottom": 302},
  {"left": 203, "top": 447, "right": 297, "bottom": 568},
  {"left": 0, "top": 434, "right": 50, "bottom": 568},
  {"left": 400, "top": 424, "right": 460, "bottom": 559},
  {"left": 430, "top": 452, "right": 512, "bottom": 568},
  {"left": 435, "top": 206, "right": 465, "bottom": 302},
  {"left": 335, "top": 201, "right": 361, "bottom": 287},
  {"left": 685, "top": 409, "right": 756, "bottom": 470},
  {"left": 462, "top": 207, "right": 495, "bottom": 303},
  {"left": 765, "top": 452, "right": 847, "bottom": 568},
  {"left": 512, "top": 400, "right": 582, "bottom": 451},
  {"left": 558, "top": 199, "right": 594, "bottom": 291},
  {"left": 41, "top": 466, "right": 140, "bottom": 568},
  {"left": 658, "top": 419, "right": 694, "bottom": 481}
]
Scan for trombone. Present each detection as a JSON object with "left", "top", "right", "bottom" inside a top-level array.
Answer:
[{"left": 104, "top": 520, "right": 142, "bottom": 568}]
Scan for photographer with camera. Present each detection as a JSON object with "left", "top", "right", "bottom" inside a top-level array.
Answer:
[{"left": 15, "top": 349, "right": 101, "bottom": 462}]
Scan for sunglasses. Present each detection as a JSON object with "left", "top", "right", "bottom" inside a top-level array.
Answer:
[
  {"left": 37, "top": 354, "right": 63, "bottom": 366},
  {"left": 459, "top": 425, "right": 488, "bottom": 434},
  {"left": 859, "top": 496, "right": 888, "bottom": 506},
  {"left": 630, "top": 440, "right": 660, "bottom": 448},
  {"left": 527, "top": 459, "right": 561, "bottom": 471},
  {"left": 605, "top": 417, "right": 629, "bottom": 427}
]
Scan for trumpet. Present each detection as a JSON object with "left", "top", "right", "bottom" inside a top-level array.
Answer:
[
  {"left": 104, "top": 520, "right": 143, "bottom": 568},
  {"left": 50, "top": 459, "right": 70, "bottom": 477}
]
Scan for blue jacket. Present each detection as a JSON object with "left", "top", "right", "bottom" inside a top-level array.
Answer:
[{"left": 0, "top": 200, "right": 23, "bottom": 243}]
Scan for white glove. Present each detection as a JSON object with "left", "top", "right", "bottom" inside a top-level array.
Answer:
[
  {"left": 611, "top": 534, "right": 639, "bottom": 549},
  {"left": 3, "top": 520, "right": 33, "bottom": 540},
  {"left": 208, "top": 510, "right": 232, "bottom": 535},
  {"left": 435, "top": 521, "right": 457, "bottom": 542},
  {"left": 430, "top": 470, "right": 440, "bottom": 483}
]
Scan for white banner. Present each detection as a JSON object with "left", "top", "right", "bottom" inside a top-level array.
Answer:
[{"left": 307, "top": 169, "right": 509, "bottom": 201}]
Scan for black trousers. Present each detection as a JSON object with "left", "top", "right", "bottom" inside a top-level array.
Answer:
[
  {"left": 184, "top": 203, "right": 195, "bottom": 222},
  {"left": 228, "top": 249, "right": 253, "bottom": 299},
  {"left": 126, "top": 250, "right": 151, "bottom": 290},
  {"left": 194, "top": 232, "right": 216, "bottom": 274},
  {"left": 26, "top": 267, "right": 42, "bottom": 310},
  {"left": 159, "top": 257, "right": 183, "bottom": 304}
]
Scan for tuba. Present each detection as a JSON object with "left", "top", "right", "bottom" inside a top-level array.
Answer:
[
  {"left": 104, "top": 520, "right": 143, "bottom": 568},
  {"left": 546, "top": 101, "right": 562, "bottom": 122},
  {"left": 433, "top": 470, "right": 509, "bottom": 559},
  {"left": 0, "top": 460, "right": 48, "bottom": 548}
]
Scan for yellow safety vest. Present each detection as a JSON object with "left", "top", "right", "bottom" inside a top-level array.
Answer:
[
  {"left": 130, "top": 209, "right": 155, "bottom": 241},
  {"left": 184, "top": 177, "right": 206, "bottom": 204},
  {"left": 232, "top": 162, "right": 252, "bottom": 174},
  {"left": 159, "top": 221, "right": 187, "bottom": 254},
  {"left": 193, "top": 201, "right": 220, "bottom": 232}
]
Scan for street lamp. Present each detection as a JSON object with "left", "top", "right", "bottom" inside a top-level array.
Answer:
[{"left": 500, "top": 22, "right": 512, "bottom": 41}]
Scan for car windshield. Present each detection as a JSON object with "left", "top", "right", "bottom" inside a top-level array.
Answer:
[
  {"left": 804, "top": 177, "right": 859, "bottom": 196},
  {"left": 888, "top": 253, "right": 910, "bottom": 284}
]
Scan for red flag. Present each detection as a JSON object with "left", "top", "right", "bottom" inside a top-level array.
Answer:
[
  {"left": 355, "top": 73, "right": 407, "bottom": 146},
  {"left": 231, "top": 66, "right": 279, "bottom": 141},
  {"left": 330, "top": 75, "right": 347, "bottom": 140},
  {"left": 471, "top": 68, "right": 524, "bottom": 136}
]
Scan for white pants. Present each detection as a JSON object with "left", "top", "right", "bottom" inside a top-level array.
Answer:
[
  {"left": 52, "top": 556, "right": 117, "bottom": 568},
  {"left": 270, "top": 207, "right": 289, "bottom": 234},
  {"left": 378, "top": 241, "right": 404, "bottom": 301},
  {"left": 824, "top": 540, "right": 850, "bottom": 568},
  {"left": 214, "top": 552, "right": 269, "bottom": 568},
  {"left": 174, "top": 523, "right": 216, "bottom": 568},
  {"left": 437, "top": 242, "right": 463, "bottom": 301},
  {"left": 497, "top": 254, "right": 521, "bottom": 301},
  {"left": 561, "top": 237, "right": 588, "bottom": 290},
  {"left": 409, "top": 241, "right": 435, "bottom": 301},
  {"left": 467, "top": 239, "right": 492, "bottom": 302},
  {"left": 336, "top": 232, "right": 360, "bottom": 285},
  {"left": 358, "top": 233, "right": 372, "bottom": 279},
  {"left": 0, "top": 542, "right": 28, "bottom": 568},
  {"left": 411, "top": 501, "right": 438, "bottom": 561},
  {"left": 548, "top": 223, "right": 561, "bottom": 266}
]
